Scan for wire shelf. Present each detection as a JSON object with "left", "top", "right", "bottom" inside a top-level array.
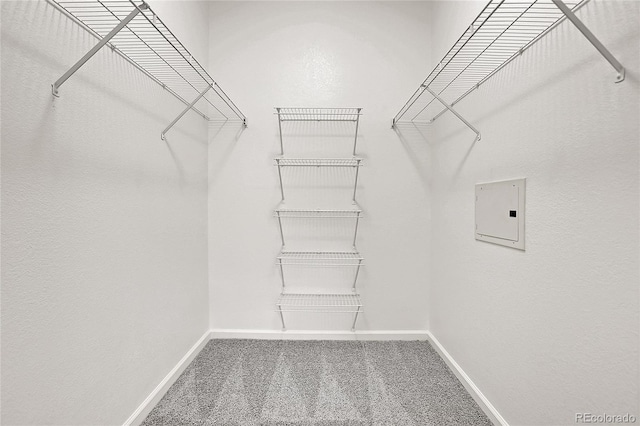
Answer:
[
  {"left": 276, "top": 293, "right": 362, "bottom": 313},
  {"left": 275, "top": 107, "right": 363, "bottom": 156},
  {"left": 276, "top": 108, "right": 362, "bottom": 122},
  {"left": 393, "top": 0, "right": 587, "bottom": 126},
  {"left": 50, "top": 0, "right": 246, "bottom": 125},
  {"left": 275, "top": 158, "right": 363, "bottom": 167},
  {"left": 274, "top": 208, "right": 362, "bottom": 219},
  {"left": 277, "top": 251, "right": 364, "bottom": 266}
]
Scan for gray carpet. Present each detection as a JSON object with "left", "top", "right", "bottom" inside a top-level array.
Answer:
[{"left": 142, "top": 339, "right": 492, "bottom": 425}]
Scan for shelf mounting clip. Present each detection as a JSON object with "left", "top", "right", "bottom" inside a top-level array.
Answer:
[
  {"left": 51, "top": 3, "right": 148, "bottom": 97},
  {"left": 424, "top": 86, "right": 481, "bottom": 141},
  {"left": 551, "top": 0, "right": 625, "bottom": 83}
]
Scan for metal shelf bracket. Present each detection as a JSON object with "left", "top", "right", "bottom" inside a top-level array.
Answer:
[
  {"left": 161, "top": 84, "right": 213, "bottom": 140},
  {"left": 51, "top": 3, "right": 148, "bottom": 97},
  {"left": 425, "top": 86, "right": 481, "bottom": 141},
  {"left": 552, "top": 0, "right": 625, "bottom": 83}
]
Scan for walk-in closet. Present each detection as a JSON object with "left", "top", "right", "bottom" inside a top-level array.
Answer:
[{"left": 1, "top": 0, "right": 638, "bottom": 424}]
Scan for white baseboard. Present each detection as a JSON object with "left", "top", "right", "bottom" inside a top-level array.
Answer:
[
  {"left": 426, "top": 331, "right": 508, "bottom": 426},
  {"left": 210, "top": 328, "right": 429, "bottom": 341},
  {"left": 123, "top": 330, "right": 211, "bottom": 426}
]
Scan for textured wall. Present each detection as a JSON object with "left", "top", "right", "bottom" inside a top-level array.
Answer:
[
  {"left": 426, "top": 1, "right": 640, "bottom": 424},
  {"left": 1, "top": 1, "right": 210, "bottom": 424},
  {"left": 207, "top": 1, "right": 432, "bottom": 331}
]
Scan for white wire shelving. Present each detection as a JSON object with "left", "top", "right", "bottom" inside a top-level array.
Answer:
[
  {"left": 274, "top": 207, "right": 363, "bottom": 219},
  {"left": 275, "top": 107, "right": 363, "bottom": 156},
  {"left": 277, "top": 251, "right": 364, "bottom": 266},
  {"left": 276, "top": 293, "right": 363, "bottom": 331},
  {"left": 392, "top": 0, "right": 625, "bottom": 139},
  {"left": 273, "top": 107, "right": 365, "bottom": 331},
  {"left": 274, "top": 207, "right": 363, "bottom": 249},
  {"left": 274, "top": 158, "right": 363, "bottom": 203},
  {"left": 49, "top": 0, "right": 247, "bottom": 139},
  {"left": 275, "top": 158, "right": 363, "bottom": 167},
  {"left": 277, "top": 251, "right": 364, "bottom": 293},
  {"left": 276, "top": 108, "right": 362, "bottom": 122}
]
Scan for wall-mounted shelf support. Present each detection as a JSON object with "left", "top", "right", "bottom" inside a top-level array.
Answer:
[
  {"left": 51, "top": 4, "right": 146, "bottom": 97},
  {"left": 352, "top": 109, "right": 361, "bottom": 156},
  {"left": 161, "top": 84, "right": 212, "bottom": 140},
  {"left": 551, "top": 0, "right": 625, "bottom": 82},
  {"left": 351, "top": 306, "right": 361, "bottom": 331},
  {"left": 276, "top": 107, "right": 284, "bottom": 155},
  {"left": 425, "top": 87, "right": 481, "bottom": 141}
]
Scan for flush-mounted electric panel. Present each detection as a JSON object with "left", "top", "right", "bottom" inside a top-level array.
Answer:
[{"left": 475, "top": 178, "right": 525, "bottom": 250}]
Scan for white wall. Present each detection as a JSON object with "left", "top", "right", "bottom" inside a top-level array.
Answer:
[
  {"left": 425, "top": 1, "right": 640, "bottom": 425},
  {"left": 207, "top": 1, "right": 432, "bottom": 331},
  {"left": 1, "top": 1, "right": 210, "bottom": 424}
]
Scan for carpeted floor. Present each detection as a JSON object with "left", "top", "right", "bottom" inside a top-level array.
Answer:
[{"left": 142, "top": 339, "right": 492, "bottom": 425}]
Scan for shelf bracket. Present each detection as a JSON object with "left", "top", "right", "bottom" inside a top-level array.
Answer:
[
  {"left": 276, "top": 159, "right": 285, "bottom": 202},
  {"left": 551, "top": 0, "right": 625, "bottom": 83},
  {"left": 424, "top": 87, "right": 481, "bottom": 141},
  {"left": 352, "top": 213, "right": 361, "bottom": 248},
  {"left": 276, "top": 108, "right": 284, "bottom": 155},
  {"left": 353, "top": 108, "right": 362, "bottom": 156},
  {"left": 352, "top": 259, "right": 363, "bottom": 291},
  {"left": 276, "top": 212, "right": 286, "bottom": 248},
  {"left": 278, "top": 305, "right": 286, "bottom": 331},
  {"left": 51, "top": 3, "right": 147, "bottom": 97},
  {"left": 161, "top": 84, "right": 213, "bottom": 140},
  {"left": 351, "top": 306, "right": 361, "bottom": 332}
]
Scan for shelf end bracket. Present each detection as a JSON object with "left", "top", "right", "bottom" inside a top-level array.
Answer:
[
  {"left": 51, "top": 3, "right": 147, "bottom": 97},
  {"left": 551, "top": 0, "right": 625, "bottom": 83},
  {"left": 425, "top": 87, "right": 481, "bottom": 141}
]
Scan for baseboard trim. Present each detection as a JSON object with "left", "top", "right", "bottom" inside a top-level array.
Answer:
[
  {"left": 123, "top": 330, "right": 211, "bottom": 426},
  {"left": 210, "top": 329, "right": 429, "bottom": 341},
  {"left": 426, "top": 331, "right": 508, "bottom": 426}
]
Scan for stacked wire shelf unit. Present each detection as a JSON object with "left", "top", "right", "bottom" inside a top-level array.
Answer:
[
  {"left": 274, "top": 107, "right": 364, "bottom": 331},
  {"left": 392, "top": 0, "right": 625, "bottom": 138},
  {"left": 49, "top": 0, "right": 246, "bottom": 139}
]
